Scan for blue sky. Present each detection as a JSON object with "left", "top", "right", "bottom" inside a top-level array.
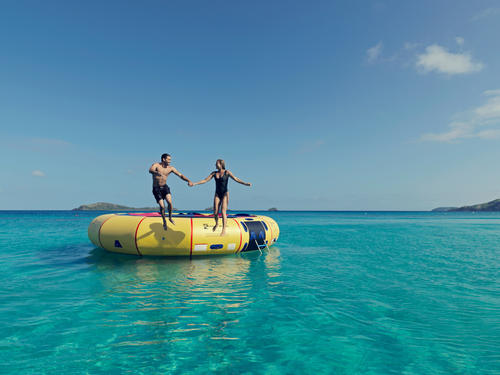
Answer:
[{"left": 1, "top": 0, "right": 500, "bottom": 210}]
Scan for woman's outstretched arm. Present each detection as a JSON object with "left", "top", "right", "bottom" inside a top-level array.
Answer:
[
  {"left": 227, "top": 171, "right": 251, "bottom": 186},
  {"left": 192, "top": 172, "right": 215, "bottom": 186}
]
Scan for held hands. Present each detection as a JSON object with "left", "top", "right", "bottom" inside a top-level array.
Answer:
[{"left": 188, "top": 181, "right": 194, "bottom": 187}]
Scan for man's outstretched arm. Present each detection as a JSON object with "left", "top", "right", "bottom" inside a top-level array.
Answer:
[{"left": 172, "top": 167, "right": 193, "bottom": 185}]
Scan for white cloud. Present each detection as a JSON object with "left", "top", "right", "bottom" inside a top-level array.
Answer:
[
  {"left": 483, "top": 89, "right": 500, "bottom": 96},
  {"left": 476, "top": 129, "right": 500, "bottom": 140},
  {"left": 474, "top": 91, "right": 500, "bottom": 119},
  {"left": 367, "top": 41, "right": 481, "bottom": 74},
  {"left": 421, "top": 90, "right": 500, "bottom": 142},
  {"left": 471, "top": 7, "right": 500, "bottom": 21},
  {"left": 366, "top": 42, "right": 383, "bottom": 63},
  {"left": 32, "top": 170, "right": 45, "bottom": 177},
  {"left": 416, "top": 44, "right": 483, "bottom": 75},
  {"left": 421, "top": 122, "right": 472, "bottom": 142}
]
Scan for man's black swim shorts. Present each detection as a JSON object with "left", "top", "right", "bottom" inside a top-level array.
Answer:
[{"left": 152, "top": 185, "right": 171, "bottom": 202}]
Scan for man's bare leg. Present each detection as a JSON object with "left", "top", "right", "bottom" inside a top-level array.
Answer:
[
  {"left": 166, "top": 194, "right": 175, "bottom": 225},
  {"left": 212, "top": 195, "right": 220, "bottom": 231},
  {"left": 220, "top": 194, "right": 228, "bottom": 236},
  {"left": 158, "top": 199, "right": 167, "bottom": 230}
]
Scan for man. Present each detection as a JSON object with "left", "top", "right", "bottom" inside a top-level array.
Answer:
[{"left": 149, "top": 153, "right": 192, "bottom": 230}]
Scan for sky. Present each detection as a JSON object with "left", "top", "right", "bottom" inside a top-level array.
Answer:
[{"left": 1, "top": 0, "right": 500, "bottom": 210}]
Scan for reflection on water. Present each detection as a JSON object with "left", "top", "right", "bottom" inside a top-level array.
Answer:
[{"left": 85, "top": 248, "right": 282, "bottom": 348}]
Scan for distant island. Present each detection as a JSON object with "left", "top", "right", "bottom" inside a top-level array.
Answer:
[
  {"left": 432, "top": 198, "right": 500, "bottom": 212},
  {"left": 73, "top": 202, "right": 159, "bottom": 211},
  {"left": 432, "top": 207, "right": 459, "bottom": 212},
  {"left": 268, "top": 207, "right": 278, "bottom": 211}
]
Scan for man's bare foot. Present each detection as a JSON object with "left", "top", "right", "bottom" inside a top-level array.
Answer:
[
  {"left": 212, "top": 224, "right": 218, "bottom": 232},
  {"left": 169, "top": 218, "right": 175, "bottom": 225},
  {"left": 220, "top": 228, "right": 226, "bottom": 236},
  {"left": 163, "top": 221, "right": 167, "bottom": 230}
]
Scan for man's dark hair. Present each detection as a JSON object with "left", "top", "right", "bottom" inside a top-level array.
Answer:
[{"left": 161, "top": 153, "right": 170, "bottom": 160}]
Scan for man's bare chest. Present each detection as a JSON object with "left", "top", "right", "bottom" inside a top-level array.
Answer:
[{"left": 157, "top": 166, "right": 173, "bottom": 176}]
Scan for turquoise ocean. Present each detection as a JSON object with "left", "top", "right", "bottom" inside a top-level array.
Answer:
[{"left": 0, "top": 210, "right": 499, "bottom": 374}]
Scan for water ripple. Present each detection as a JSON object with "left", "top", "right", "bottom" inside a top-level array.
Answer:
[{"left": 1, "top": 211, "right": 499, "bottom": 373}]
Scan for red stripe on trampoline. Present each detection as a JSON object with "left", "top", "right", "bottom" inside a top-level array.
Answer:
[
  {"left": 134, "top": 217, "right": 146, "bottom": 256},
  {"left": 232, "top": 218, "right": 243, "bottom": 253},
  {"left": 97, "top": 216, "right": 113, "bottom": 249},
  {"left": 190, "top": 218, "right": 194, "bottom": 257}
]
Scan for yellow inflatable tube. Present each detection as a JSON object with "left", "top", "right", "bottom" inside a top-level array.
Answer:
[{"left": 88, "top": 212, "right": 280, "bottom": 256}]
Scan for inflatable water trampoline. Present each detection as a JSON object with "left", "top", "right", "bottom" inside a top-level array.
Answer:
[{"left": 88, "top": 212, "right": 279, "bottom": 256}]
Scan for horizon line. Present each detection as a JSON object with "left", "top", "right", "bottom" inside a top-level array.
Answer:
[{"left": 0, "top": 209, "right": 483, "bottom": 212}]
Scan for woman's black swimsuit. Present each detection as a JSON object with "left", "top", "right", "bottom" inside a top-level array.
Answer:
[{"left": 214, "top": 170, "right": 229, "bottom": 199}]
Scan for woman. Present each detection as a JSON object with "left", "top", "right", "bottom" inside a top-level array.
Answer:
[{"left": 192, "top": 159, "right": 251, "bottom": 235}]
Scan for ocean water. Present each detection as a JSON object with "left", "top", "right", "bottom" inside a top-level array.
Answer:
[{"left": 0, "top": 211, "right": 499, "bottom": 374}]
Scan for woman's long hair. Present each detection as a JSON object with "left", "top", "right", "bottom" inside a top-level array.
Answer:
[{"left": 216, "top": 159, "right": 225, "bottom": 170}]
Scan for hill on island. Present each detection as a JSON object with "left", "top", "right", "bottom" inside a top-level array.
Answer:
[
  {"left": 73, "top": 202, "right": 159, "bottom": 211},
  {"left": 432, "top": 198, "right": 500, "bottom": 212}
]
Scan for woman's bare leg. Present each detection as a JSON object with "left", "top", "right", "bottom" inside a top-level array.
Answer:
[
  {"left": 220, "top": 193, "right": 228, "bottom": 236},
  {"left": 213, "top": 195, "right": 220, "bottom": 231}
]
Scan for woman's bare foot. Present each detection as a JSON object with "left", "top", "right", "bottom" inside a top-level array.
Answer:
[
  {"left": 220, "top": 228, "right": 226, "bottom": 236},
  {"left": 169, "top": 218, "right": 175, "bottom": 225}
]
